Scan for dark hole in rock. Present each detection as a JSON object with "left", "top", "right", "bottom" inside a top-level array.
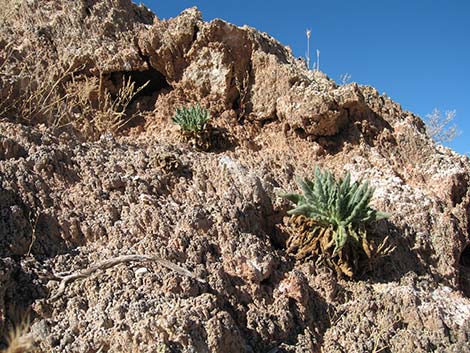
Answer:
[
  {"left": 232, "top": 93, "right": 240, "bottom": 111},
  {"left": 450, "top": 174, "right": 469, "bottom": 206},
  {"left": 109, "top": 68, "right": 171, "bottom": 110},
  {"left": 192, "top": 24, "right": 199, "bottom": 42},
  {"left": 460, "top": 244, "right": 470, "bottom": 267},
  {"left": 231, "top": 86, "right": 252, "bottom": 123},
  {"left": 259, "top": 115, "right": 278, "bottom": 128},
  {"left": 294, "top": 127, "right": 307, "bottom": 139},
  {"left": 459, "top": 243, "right": 470, "bottom": 297}
]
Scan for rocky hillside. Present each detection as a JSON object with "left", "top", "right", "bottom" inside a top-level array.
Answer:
[{"left": 0, "top": 1, "right": 469, "bottom": 352}]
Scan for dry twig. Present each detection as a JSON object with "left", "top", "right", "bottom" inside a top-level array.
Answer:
[{"left": 47, "top": 254, "right": 206, "bottom": 301}]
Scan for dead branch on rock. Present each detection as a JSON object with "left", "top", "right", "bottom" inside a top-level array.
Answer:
[{"left": 47, "top": 254, "right": 206, "bottom": 301}]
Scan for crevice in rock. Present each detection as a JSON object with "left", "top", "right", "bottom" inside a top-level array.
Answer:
[
  {"left": 109, "top": 68, "right": 171, "bottom": 106},
  {"left": 101, "top": 67, "right": 172, "bottom": 130},
  {"left": 459, "top": 244, "right": 470, "bottom": 267},
  {"left": 449, "top": 174, "right": 469, "bottom": 206},
  {"left": 192, "top": 23, "right": 200, "bottom": 42},
  {"left": 259, "top": 113, "right": 278, "bottom": 128},
  {"left": 459, "top": 243, "right": 470, "bottom": 297},
  {"left": 232, "top": 63, "right": 254, "bottom": 124}
]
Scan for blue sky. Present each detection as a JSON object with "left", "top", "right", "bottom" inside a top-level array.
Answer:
[{"left": 142, "top": 0, "right": 469, "bottom": 155}]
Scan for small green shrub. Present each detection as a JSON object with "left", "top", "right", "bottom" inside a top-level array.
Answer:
[
  {"left": 172, "top": 104, "right": 210, "bottom": 134},
  {"left": 172, "top": 104, "right": 213, "bottom": 151},
  {"left": 281, "top": 166, "right": 391, "bottom": 277}
]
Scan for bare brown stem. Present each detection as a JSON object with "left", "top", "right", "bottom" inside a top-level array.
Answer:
[{"left": 48, "top": 254, "right": 206, "bottom": 301}]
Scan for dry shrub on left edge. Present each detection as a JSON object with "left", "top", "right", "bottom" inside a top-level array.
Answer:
[
  {"left": 2, "top": 322, "right": 33, "bottom": 353},
  {"left": 63, "top": 74, "right": 149, "bottom": 138},
  {"left": 0, "top": 0, "right": 78, "bottom": 126},
  {"left": 0, "top": 0, "right": 151, "bottom": 139},
  {"left": 0, "top": 40, "right": 146, "bottom": 138},
  {"left": 0, "top": 42, "right": 80, "bottom": 127}
]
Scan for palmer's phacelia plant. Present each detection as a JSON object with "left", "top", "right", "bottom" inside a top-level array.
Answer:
[
  {"left": 281, "top": 166, "right": 393, "bottom": 277},
  {"left": 172, "top": 104, "right": 210, "bottom": 134},
  {"left": 172, "top": 104, "right": 213, "bottom": 151}
]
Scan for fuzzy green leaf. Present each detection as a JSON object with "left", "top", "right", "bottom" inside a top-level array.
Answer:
[
  {"left": 279, "top": 192, "right": 304, "bottom": 205},
  {"left": 172, "top": 104, "right": 210, "bottom": 133}
]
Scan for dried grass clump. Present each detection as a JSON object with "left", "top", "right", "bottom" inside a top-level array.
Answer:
[
  {"left": 2, "top": 321, "right": 33, "bottom": 353},
  {"left": 0, "top": 45, "right": 147, "bottom": 137},
  {"left": 0, "top": 45, "right": 80, "bottom": 126},
  {"left": 0, "top": 0, "right": 151, "bottom": 138},
  {"left": 63, "top": 74, "right": 149, "bottom": 137}
]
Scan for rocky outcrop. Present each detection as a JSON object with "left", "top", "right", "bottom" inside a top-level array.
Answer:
[{"left": 0, "top": 1, "right": 469, "bottom": 352}]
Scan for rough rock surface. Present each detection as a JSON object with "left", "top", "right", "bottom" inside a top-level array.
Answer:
[{"left": 0, "top": 1, "right": 469, "bottom": 352}]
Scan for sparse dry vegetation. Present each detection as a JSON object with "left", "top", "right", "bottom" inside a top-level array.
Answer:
[
  {"left": 425, "top": 108, "right": 460, "bottom": 144},
  {"left": 2, "top": 321, "right": 33, "bottom": 353},
  {"left": 0, "top": 0, "right": 150, "bottom": 138},
  {"left": 62, "top": 74, "right": 149, "bottom": 136}
]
